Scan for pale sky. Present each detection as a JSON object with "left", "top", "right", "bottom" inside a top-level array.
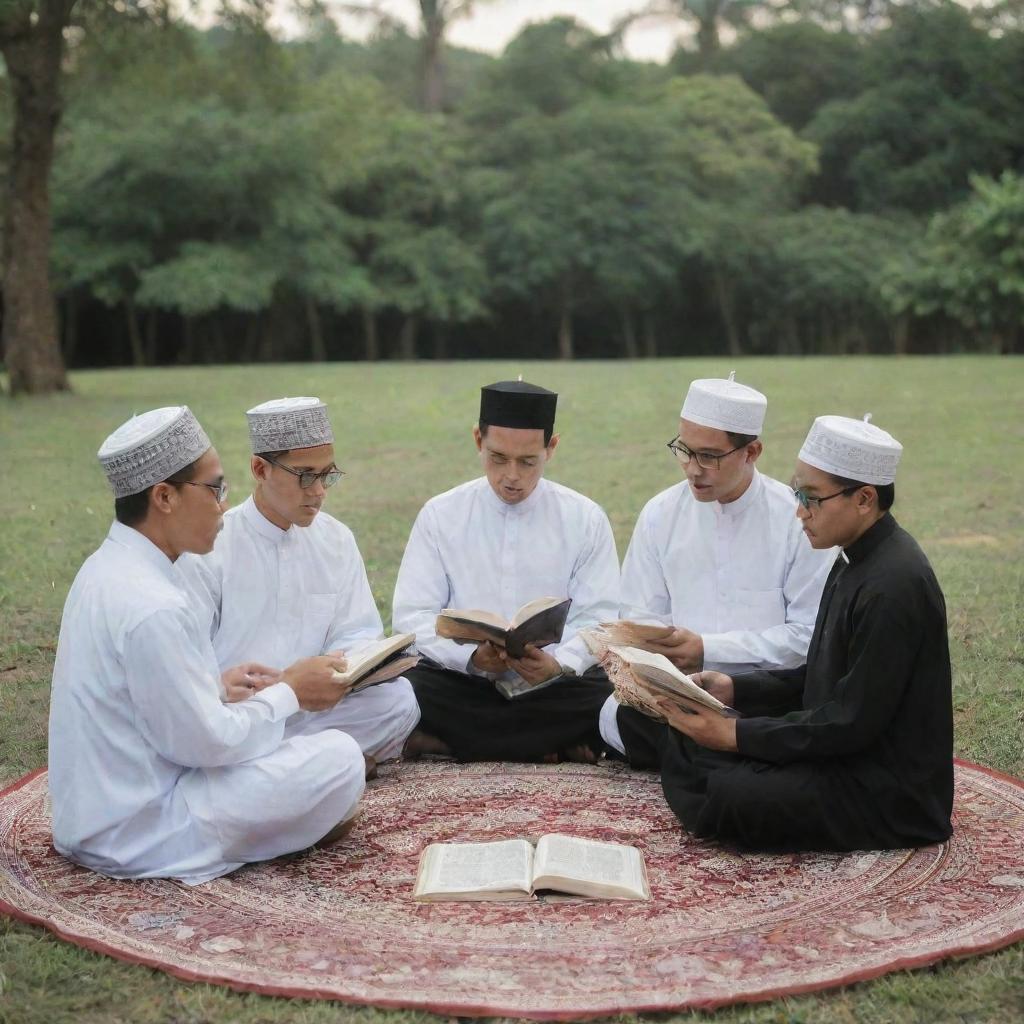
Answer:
[{"left": 316, "top": 2, "right": 687, "bottom": 63}]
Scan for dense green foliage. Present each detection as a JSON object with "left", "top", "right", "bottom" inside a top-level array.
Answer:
[{"left": 5, "top": 0, "right": 1024, "bottom": 365}]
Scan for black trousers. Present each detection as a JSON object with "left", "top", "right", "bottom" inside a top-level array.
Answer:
[
  {"left": 407, "top": 663, "right": 613, "bottom": 762},
  {"left": 616, "top": 706, "right": 940, "bottom": 853}
]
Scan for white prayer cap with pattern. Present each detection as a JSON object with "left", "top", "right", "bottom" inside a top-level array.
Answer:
[
  {"left": 98, "top": 406, "right": 212, "bottom": 498},
  {"left": 799, "top": 414, "right": 902, "bottom": 485},
  {"left": 246, "top": 397, "right": 334, "bottom": 454},
  {"left": 680, "top": 371, "right": 767, "bottom": 435}
]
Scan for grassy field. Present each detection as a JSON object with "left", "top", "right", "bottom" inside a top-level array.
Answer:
[{"left": 1, "top": 357, "right": 1022, "bottom": 1023}]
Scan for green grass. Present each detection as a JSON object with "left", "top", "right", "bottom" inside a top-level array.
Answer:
[{"left": 1, "top": 357, "right": 1022, "bottom": 1023}]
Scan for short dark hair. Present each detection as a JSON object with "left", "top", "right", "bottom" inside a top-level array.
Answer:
[
  {"left": 254, "top": 449, "right": 289, "bottom": 461},
  {"left": 478, "top": 420, "right": 554, "bottom": 447},
  {"left": 114, "top": 457, "right": 203, "bottom": 527},
  {"left": 827, "top": 473, "right": 895, "bottom": 512},
  {"left": 726, "top": 431, "right": 758, "bottom": 448}
]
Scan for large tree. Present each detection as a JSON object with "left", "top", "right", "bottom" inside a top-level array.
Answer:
[{"left": 0, "top": 0, "right": 77, "bottom": 394}]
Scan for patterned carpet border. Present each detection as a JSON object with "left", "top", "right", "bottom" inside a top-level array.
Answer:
[{"left": 3, "top": 759, "right": 1024, "bottom": 1019}]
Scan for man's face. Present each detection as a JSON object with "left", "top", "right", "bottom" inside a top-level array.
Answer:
[
  {"left": 474, "top": 424, "right": 557, "bottom": 505},
  {"left": 252, "top": 443, "right": 338, "bottom": 530},
  {"left": 170, "top": 448, "right": 227, "bottom": 556},
  {"left": 791, "top": 460, "right": 863, "bottom": 549},
  {"left": 676, "top": 418, "right": 758, "bottom": 504}
]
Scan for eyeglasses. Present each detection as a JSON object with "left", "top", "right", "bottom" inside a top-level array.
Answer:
[
  {"left": 184, "top": 480, "right": 229, "bottom": 503},
  {"left": 666, "top": 437, "right": 747, "bottom": 470},
  {"left": 792, "top": 486, "right": 858, "bottom": 511},
  {"left": 261, "top": 455, "right": 344, "bottom": 490}
]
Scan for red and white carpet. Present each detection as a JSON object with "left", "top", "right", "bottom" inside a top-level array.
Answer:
[{"left": 2, "top": 760, "right": 1023, "bottom": 1018}]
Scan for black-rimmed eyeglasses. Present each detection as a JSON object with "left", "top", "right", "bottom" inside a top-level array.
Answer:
[
  {"left": 666, "top": 437, "right": 747, "bottom": 470},
  {"left": 792, "top": 486, "right": 858, "bottom": 511},
  {"left": 261, "top": 455, "right": 344, "bottom": 490},
  {"left": 184, "top": 480, "right": 229, "bottom": 503}
]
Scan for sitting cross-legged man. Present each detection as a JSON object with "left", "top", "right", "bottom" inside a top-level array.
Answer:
[{"left": 394, "top": 380, "right": 620, "bottom": 764}]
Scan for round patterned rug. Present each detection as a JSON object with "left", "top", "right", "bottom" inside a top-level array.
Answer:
[{"left": 2, "top": 759, "right": 1023, "bottom": 1018}]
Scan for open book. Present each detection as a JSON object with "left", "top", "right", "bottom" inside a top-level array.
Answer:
[
  {"left": 334, "top": 633, "right": 419, "bottom": 692},
  {"left": 413, "top": 834, "right": 649, "bottom": 902},
  {"left": 607, "top": 645, "right": 737, "bottom": 720},
  {"left": 436, "top": 597, "right": 571, "bottom": 659}
]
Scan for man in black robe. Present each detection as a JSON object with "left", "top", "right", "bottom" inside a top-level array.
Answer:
[{"left": 616, "top": 414, "right": 954, "bottom": 851}]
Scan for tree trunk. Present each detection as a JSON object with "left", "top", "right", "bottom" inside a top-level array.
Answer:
[
  {"left": 305, "top": 296, "right": 326, "bottom": 362},
  {"left": 243, "top": 314, "right": 260, "bottom": 362},
  {"left": 362, "top": 307, "right": 379, "bottom": 361},
  {"left": 179, "top": 315, "right": 195, "bottom": 364},
  {"left": 695, "top": 6, "right": 721, "bottom": 65},
  {"left": 712, "top": 269, "right": 742, "bottom": 357},
  {"left": 785, "top": 316, "right": 801, "bottom": 356},
  {"left": 0, "top": 2, "right": 75, "bottom": 395},
  {"left": 619, "top": 306, "right": 638, "bottom": 359},
  {"left": 144, "top": 308, "right": 158, "bottom": 365},
  {"left": 642, "top": 311, "right": 658, "bottom": 358},
  {"left": 557, "top": 281, "right": 573, "bottom": 360},
  {"left": 398, "top": 315, "right": 418, "bottom": 360},
  {"left": 125, "top": 297, "right": 145, "bottom": 367},
  {"left": 420, "top": 7, "right": 446, "bottom": 113},
  {"left": 432, "top": 322, "right": 448, "bottom": 360},
  {"left": 63, "top": 292, "right": 78, "bottom": 366}
]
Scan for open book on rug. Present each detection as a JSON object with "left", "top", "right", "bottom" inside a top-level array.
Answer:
[
  {"left": 607, "top": 645, "right": 737, "bottom": 720},
  {"left": 436, "top": 597, "right": 571, "bottom": 658},
  {"left": 335, "top": 633, "right": 419, "bottom": 692},
  {"left": 412, "top": 834, "right": 650, "bottom": 902}
]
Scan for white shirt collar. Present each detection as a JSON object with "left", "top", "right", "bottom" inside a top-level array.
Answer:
[
  {"left": 481, "top": 475, "right": 547, "bottom": 516},
  {"left": 107, "top": 521, "right": 177, "bottom": 580},
  {"left": 240, "top": 495, "right": 290, "bottom": 545},
  {"left": 716, "top": 469, "right": 762, "bottom": 518}
]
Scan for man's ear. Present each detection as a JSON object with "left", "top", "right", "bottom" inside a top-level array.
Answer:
[
  {"left": 545, "top": 433, "right": 560, "bottom": 459},
  {"left": 856, "top": 486, "right": 878, "bottom": 514},
  {"left": 472, "top": 424, "right": 483, "bottom": 452},
  {"left": 251, "top": 455, "right": 269, "bottom": 482},
  {"left": 746, "top": 440, "right": 763, "bottom": 464},
  {"left": 149, "top": 482, "right": 179, "bottom": 517}
]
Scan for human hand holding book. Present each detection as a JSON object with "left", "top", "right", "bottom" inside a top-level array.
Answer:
[
  {"left": 606, "top": 646, "right": 738, "bottom": 721},
  {"left": 329, "top": 633, "right": 419, "bottom": 693},
  {"left": 412, "top": 834, "right": 649, "bottom": 902}
]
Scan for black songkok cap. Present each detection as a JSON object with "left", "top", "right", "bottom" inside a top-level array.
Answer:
[{"left": 479, "top": 380, "right": 557, "bottom": 432}]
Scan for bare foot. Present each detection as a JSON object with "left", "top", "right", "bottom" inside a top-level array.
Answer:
[
  {"left": 402, "top": 729, "right": 453, "bottom": 760},
  {"left": 315, "top": 811, "right": 360, "bottom": 848},
  {"left": 562, "top": 744, "right": 597, "bottom": 764},
  {"left": 363, "top": 754, "right": 378, "bottom": 780}
]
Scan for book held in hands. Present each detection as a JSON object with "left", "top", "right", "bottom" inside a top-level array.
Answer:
[
  {"left": 607, "top": 645, "right": 738, "bottom": 720},
  {"left": 412, "top": 834, "right": 650, "bottom": 902},
  {"left": 599, "top": 620, "right": 676, "bottom": 647},
  {"left": 435, "top": 597, "right": 572, "bottom": 658},
  {"left": 334, "top": 633, "right": 419, "bottom": 691}
]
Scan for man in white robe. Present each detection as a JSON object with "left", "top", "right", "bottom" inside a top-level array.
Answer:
[
  {"left": 177, "top": 397, "right": 418, "bottom": 774},
  {"left": 393, "top": 380, "right": 620, "bottom": 762},
  {"left": 600, "top": 373, "right": 835, "bottom": 757},
  {"left": 49, "top": 407, "right": 366, "bottom": 885}
]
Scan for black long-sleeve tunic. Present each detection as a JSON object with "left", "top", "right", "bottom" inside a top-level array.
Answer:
[{"left": 618, "top": 514, "right": 954, "bottom": 851}]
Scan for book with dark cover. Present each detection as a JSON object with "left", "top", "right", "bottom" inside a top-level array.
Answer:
[{"left": 436, "top": 597, "right": 572, "bottom": 658}]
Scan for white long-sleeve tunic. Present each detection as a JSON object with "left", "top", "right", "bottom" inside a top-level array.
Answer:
[
  {"left": 619, "top": 470, "right": 835, "bottom": 673},
  {"left": 177, "top": 498, "right": 418, "bottom": 759},
  {"left": 392, "top": 477, "right": 620, "bottom": 696},
  {"left": 48, "top": 522, "right": 364, "bottom": 885}
]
